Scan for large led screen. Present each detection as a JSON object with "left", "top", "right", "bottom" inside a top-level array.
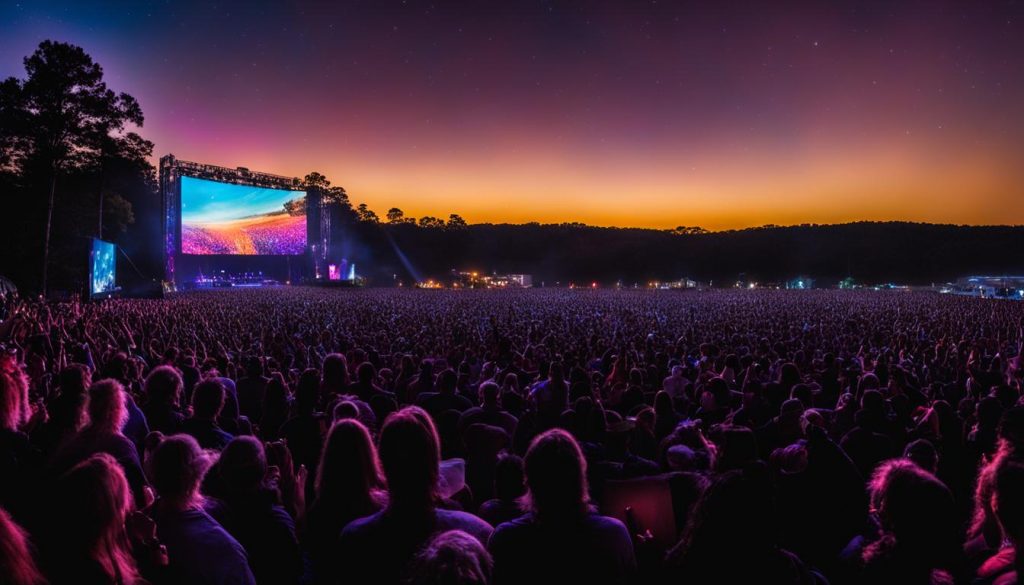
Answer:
[
  {"left": 90, "top": 238, "right": 117, "bottom": 296},
  {"left": 180, "top": 176, "right": 307, "bottom": 255}
]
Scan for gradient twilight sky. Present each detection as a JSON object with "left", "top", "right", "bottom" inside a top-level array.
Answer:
[
  {"left": 180, "top": 176, "right": 305, "bottom": 224},
  {"left": 3, "top": 1, "right": 1023, "bottom": 230}
]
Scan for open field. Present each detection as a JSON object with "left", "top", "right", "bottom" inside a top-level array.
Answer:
[{"left": 182, "top": 212, "right": 306, "bottom": 255}]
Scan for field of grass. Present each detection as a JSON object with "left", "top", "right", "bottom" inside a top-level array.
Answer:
[{"left": 182, "top": 212, "right": 306, "bottom": 255}]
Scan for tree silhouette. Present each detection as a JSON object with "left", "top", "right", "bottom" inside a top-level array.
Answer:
[
  {"left": 302, "top": 171, "right": 331, "bottom": 190},
  {"left": 0, "top": 77, "right": 28, "bottom": 175},
  {"left": 302, "top": 171, "right": 352, "bottom": 212},
  {"left": 418, "top": 216, "right": 445, "bottom": 229},
  {"left": 447, "top": 214, "right": 467, "bottom": 229},
  {"left": 356, "top": 203, "right": 379, "bottom": 223},
  {"left": 324, "top": 186, "right": 350, "bottom": 208},
  {"left": 3, "top": 41, "right": 145, "bottom": 294},
  {"left": 283, "top": 197, "right": 306, "bottom": 216},
  {"left": 387, "top": 207, "right": 405, "bottom": 223},
  {"left": 671, "top": 226, "right": 708, "bottom": 236}
]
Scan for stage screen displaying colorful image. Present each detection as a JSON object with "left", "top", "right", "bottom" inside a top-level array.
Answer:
[
  {"left": 90, "top": 238, "right": 116, "bottom": 296},
  {"left": 180, "top": 176, "right": 307, "bottom": 255}
]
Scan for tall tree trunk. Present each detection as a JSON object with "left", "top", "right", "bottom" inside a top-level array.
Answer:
[
  {"left": 41, "top": 173, "right": 56, "bottom": 297},
  {"left": 96, "top": 160, "right": 105, "bottom": 239}
]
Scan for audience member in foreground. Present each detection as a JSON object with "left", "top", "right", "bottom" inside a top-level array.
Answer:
[
  {"left": 858, "top": 459, "right": 961, "bottom": 585},
  {"left": 410, "top": 529, "right": 494, "bottom": 585},
  {"left": 305, "top": 418, "right": 386, "bottom": 585},
  {"left": 489, "top": 428, "right": 636, "bottom": 585},
  {"left": 205, "top": 436, "right": 302, "bottom": 585},
  {"left": 42, "top": 454, "right": 144, "bottom": 585},
  {"left": 665, "top": 463, "right": 819, "bottom": 584},
  {"left": 149, "top": 434, "right": 255, "bottom": 585},
  {"left": 339, "top": 407, "right": 493, "bottom": 584},
  {"left": 0, "top": 507, "right": 45, "bottom": 585}
]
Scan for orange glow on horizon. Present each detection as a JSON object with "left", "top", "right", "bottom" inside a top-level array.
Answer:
[{"left": 165, "top": 137, "right": 1023, "bottom": 231}]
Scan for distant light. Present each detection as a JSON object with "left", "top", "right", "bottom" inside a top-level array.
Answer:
[{"left": 591, "top": 282, "right": 597, "bottom": 288}]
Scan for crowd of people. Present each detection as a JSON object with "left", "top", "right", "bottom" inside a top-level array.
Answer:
[{"left": 1, "top": 286, "right": 1024, "bottom": 585}]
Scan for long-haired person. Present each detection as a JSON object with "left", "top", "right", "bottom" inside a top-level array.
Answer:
[
  {"left": 141, "top": 365, "right": 185, "bottom": 436},
  {"left": 51, "top": 379, "right": 148, "bottom": 507},
  {"left": 305, "top": 419, "right": 386, "bottom": 584},
  {"left": 180, "top": 379, "right": 233, "bottom": 451},
  {"left": 488, "top": 428, "right": 636, "bottom": 585},
  {"left": 969, "top": 407, "right": 1024, "bottom": 561},
  {"left": 320, "top": 353, "right": 351, "bottom": 397},
  {"left": 206, "top": 436, "right": 302, "bottom": 585},
  {"left": 975, "top": 460, "right": 1024, "bottom": 585},
  {"left": 35, "top": 363, "right": 91, "bottom": 457},
  {"left": 0, "top": 369, "right": 38, "bottom": 512},
  {"left": 859, "top": 459, "right": 961, "bottom": 585},
  {"left": 338, "top": 406, "right": 492, "bottom": 584},
  {"left": 259, "top": 374, "right": 291, "bottom": 441},
  {"left": 0, "top": 507, "right": 46, "bottom": 585},
  {"left": 42, "top": 454, "right": 144, "bottom": 585},
  {"left": 665, "top": 464, "right": 816, "bottom": 584},
  {"left": 149, "top": 434, "right": 255, "bottom": 585}
]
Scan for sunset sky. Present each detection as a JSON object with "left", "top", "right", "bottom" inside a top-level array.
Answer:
[{"left": 2, "top": 0, "right": 1023, "bottom": 230}]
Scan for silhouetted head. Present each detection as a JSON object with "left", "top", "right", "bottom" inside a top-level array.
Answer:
[
  {"left": 995, "top": 460, "right": 1024, "bottom": 543},
  {"left": 358, "top": 361, "right": 377, "bottom": 384},
  {"left": 322, "top": 353, "right": 350, "bottom": 391},
  {"left": 790, "top": 384, "right": 812, "bottom": 409},
  {"left": 0, "top": 371, "right": 30, "bottom": 432},
  {"left": 145, "top": 365, "right": 183, "bottom": 407},
  {"left": 419, "top": 360, "right": 434, "bottom": 377},
  {"left": 479, "top": 381, "right": 500, "bottom": 407},
  {"left": 494, "top": 452, "right": 526, "bottom": 502},
  {"left": 87, "top": 379, "right": 128, "bottom": 434},
  {"left": 379, "top": 407, "right": 441, "bottom": 510},
  {"left": 779, "top": 363, "right": 800, "bottom": 387},
  {"left": 218, "top": 436, "right": 267, "bottom": 495},
  {"left": 701, "top": 377, "right": 730, "bottom": 411},
  {"left": 315, "top": 419, "right": 384, "bottom": 507},
  {"left": 244, "top": 356, "right": 264, "bottom": 379},
  {"left": 410, "top": 530, "right": 492, "bottom": 585},
  {"left": 437, "top": 369, "right": 457, "bottom": 394},
  {"left": 548, "top": 362, "right": 564, "bottom": 383},
  {"left": 332, "top": 400, "right": 361, "bottom": 422},
  {"left": 670, "top": 464, "right": 776, "bottom": 566},
  {"left": 710, "top": 425, "right": 758, "bottom": 472},
  {"left": 59, "top": 363, "right": 92, "bottom": 397},
  {"left": 654, "top": 390, "right": 673, "bottom": 414},
  {"left": 865, "top": 459, "right": 958, "bottom": 570},
  {"left": 102, "top": 352, "right": 128, "bottom": 382},
  {"left": 53, "top": 453, "right": 139, "bottom": 584},
  {"left": 296, "top": 368, "right": 320, "bottom": 413},
  {"left": 501, "top": 372, "right": 519, "bottom": 393},
  {"left": 523, "top": 428, "right": 590, "bottom": 522},
  {"left": 903, "top": 439, "right": 939, "bottom": 474},
  {"left": 151, "top": 434, "right": 210, "bottom": 506},
  {"left": 191, "top": 379, "right": 225, "bottom": 420},
  {"left": 977, "top": 396, "right": 1004, "bottom": 430},
  {"left": 998, "top": 406, "right": 1024, "bottom": 448}
]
